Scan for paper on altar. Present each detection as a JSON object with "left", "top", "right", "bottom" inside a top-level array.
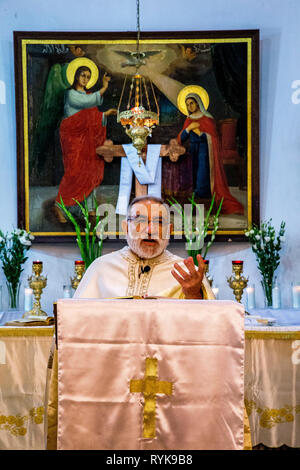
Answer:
[{"left": 57, "top": 298, "right": 245, "bottom": 450}]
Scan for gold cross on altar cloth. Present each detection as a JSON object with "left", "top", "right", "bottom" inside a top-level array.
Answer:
[{"left": 130, "top": 357, "right": 173, "bottom": 439}]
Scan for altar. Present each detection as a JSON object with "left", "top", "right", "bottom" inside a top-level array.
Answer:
[
  {"left": 0, "top": 306, "right": 299, "bottom": 450},
  {"left": 244, "top": 307, "right": 300, "bottom": 448}
]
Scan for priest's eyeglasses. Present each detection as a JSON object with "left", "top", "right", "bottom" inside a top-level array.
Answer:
[{"left": 127, "top": 215, "right": 168, "bottom": 229}]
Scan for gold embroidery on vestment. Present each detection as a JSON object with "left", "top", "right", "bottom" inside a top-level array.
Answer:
[{"left": 121, "top": 247, "right": 179, "bottom": 297}]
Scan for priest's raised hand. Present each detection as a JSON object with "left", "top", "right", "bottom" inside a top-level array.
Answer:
[{"left": 171, "top": 254, "right": 205, "bottom": 299}]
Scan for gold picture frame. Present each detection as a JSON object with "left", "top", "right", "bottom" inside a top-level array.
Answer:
[{"left": 14, "top": 30, "right": 259, "bottom": 242}]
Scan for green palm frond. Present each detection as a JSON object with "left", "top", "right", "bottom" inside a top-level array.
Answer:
[
  {"left": 56, "top": 196, "right": 107, "bottom": 268},
  {"left": 168, "top": 193, "right": 223, "bottom": 264}
]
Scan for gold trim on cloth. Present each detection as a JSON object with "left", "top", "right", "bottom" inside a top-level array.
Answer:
[
  {"left": 130, "top": 358, "right": 173, "bottom": 439},
  {"left": 245, "top": 330, "right": 300, "bottom": 340},
  {"left": 21, "top": 36, "right": 253, "bottom": 237},
  {"left": 243, "top": 406, "right": 252, "bottom": 450},
  {"left": 245, "top": 400, "right": 300, "bottom": 429},
  {"left": 0, "top": 327, "right": 54, "bottom": 337},
  {"left": 0, "top": 407, "right": 44, "bottom": 437},
  {"left": 46, "top": 348, "right": 59, "bottom": 450}
]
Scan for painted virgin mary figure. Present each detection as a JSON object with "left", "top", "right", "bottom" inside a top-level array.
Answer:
[
  {"left": 54, "top": 57, "right": 116, "bottom": 223},
  {"left": 177, "top": 85, "right": 243, "bottom": 215}
]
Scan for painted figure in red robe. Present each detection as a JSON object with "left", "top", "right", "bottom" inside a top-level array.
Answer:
[
  {"left": 54, "top": 58, "right": 117, "bottom": 223},
  {"left": 177, "top": 86, "right": 243, "bottom": 215}
]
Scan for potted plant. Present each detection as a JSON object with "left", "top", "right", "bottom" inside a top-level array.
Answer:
[
  {"left": 245, "top": 219, "right": 286, "bottom": 306},
  {"left": 0, "top": 229, "right": 34, "bottom": 310}
]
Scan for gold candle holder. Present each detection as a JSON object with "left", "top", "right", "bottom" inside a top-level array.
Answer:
[
  {"left": 203, "top": 259, "right": 213, "bottom": 286},
  {"left": 71, "top": 260, "right": 85, "bottom": 290},
  {"left": 23, "top": 261, "right": 47, "bottom": 318},
  {"left": 227, "top": 260, "right": 248, "bottom": 303}
]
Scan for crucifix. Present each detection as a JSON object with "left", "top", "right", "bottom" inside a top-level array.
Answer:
[
  {"left": 130, "top": 357, "right": 173, "bottom": 439},
  {"left": 96, "top": 139, "right": 186, "bottom": 198}
]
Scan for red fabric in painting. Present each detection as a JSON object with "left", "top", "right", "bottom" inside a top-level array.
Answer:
[
  {"left": 178, "top": 116, "right": 244, "bottom": 215},
  {"left": 56, "top": 107, "right": 106, "bottom": 206}
]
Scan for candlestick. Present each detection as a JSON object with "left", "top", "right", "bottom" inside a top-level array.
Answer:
[
  {"left": 272, "top": 279, "right": 281, "bottom": 309},
  {"left": 24, "top": 287, "right": 33, "bottom": 312},
  {"left": 246, "top": 284, "right": 256, "bottom": 310},
  {"left": 71, "top": 260, "right": 86, "bottom": 290},
  {"left": 292, "top": 283, "right": 300, "bottom": 309},
  {"left": 23, "top": 261, "right": 47, "bottom": 318},
  {"left": 227, "top": 260, "right": 248, "bottom": 303}
]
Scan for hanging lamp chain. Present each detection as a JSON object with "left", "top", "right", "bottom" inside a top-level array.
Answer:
[
  {"left": 136, "top": 0, "right": 140, "bottom": 57},
  {"left": 117, "top": 0, "right": 159, "bottom": 156}
]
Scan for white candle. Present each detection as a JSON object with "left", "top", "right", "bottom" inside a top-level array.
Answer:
[
  {"left": 63, "top": 285, "right": 72, "bottom": 299},
  {"left": 24, "top": 287, "right": 33, "bottom": 312},
  {"left": 272, "top": 283, "right": 281, "bottom": 309},
  {"left": 292, "top": 284, "right": 300, "bottom": 309},
  {"left": 0, "top": 285, "right": 2, "bottom": 311},
  {"left": 212, "top": 287, "right": 219, "bottom": 299},
  {"left": 246, "top": 285, "right": 255, "bottom": 310}
]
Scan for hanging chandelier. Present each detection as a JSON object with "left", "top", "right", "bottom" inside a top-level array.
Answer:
[{"left": 117, "top": 0, "right": 159, "bottom": 155}]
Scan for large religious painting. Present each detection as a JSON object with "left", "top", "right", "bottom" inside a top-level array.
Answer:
[{"left": 14, "top": 30, "right": 259, "bottom": 242}]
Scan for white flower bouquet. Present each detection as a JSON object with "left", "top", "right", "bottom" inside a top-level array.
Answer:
[
  {"left": 0, "top": 229, "right": 34, "bottom": 309},
  {"left": 245, "top": 219, "right": 285, "bottom": 306}
]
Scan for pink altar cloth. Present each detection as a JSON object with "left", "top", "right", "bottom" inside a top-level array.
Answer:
[{"left": 56, "top": 299, "right": 245, "bottom": 450}]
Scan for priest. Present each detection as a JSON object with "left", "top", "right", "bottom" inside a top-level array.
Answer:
[
  {"left": 74, "top": 195, "right": 214, "bottom": 300},
  {"left": 46, "top": 195, "right": 251, "bottom": 450}
]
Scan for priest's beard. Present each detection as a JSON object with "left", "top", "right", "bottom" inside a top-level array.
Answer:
[{"left": 126, "top": 233, "right": 170, "bottom": 260}]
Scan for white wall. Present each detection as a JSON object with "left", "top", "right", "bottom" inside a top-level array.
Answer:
[{"left": 0, "top": 0, "right": 299, "bottom": 313}]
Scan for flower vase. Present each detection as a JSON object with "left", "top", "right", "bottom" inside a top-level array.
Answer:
[
  {"left": 6, "top": 281, "right": 21, "bottom": 311},
  {"left": 261, "top": 279, "right": 273, "bottom": 308}
]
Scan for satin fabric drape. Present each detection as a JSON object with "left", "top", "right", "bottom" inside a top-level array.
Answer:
[
  {"left": 245, "top": 331, "right": 300, "bottom": 448},
  {"left": 57, "top": 299, "right": 245, "bottom": 450},
  {"left": 0, "top": 328, "right": 53, "bottom": 449}
]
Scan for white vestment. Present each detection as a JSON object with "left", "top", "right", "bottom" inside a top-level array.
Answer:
[{"left": 74, "top": 246, "right": 214, "bottom": 299}]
